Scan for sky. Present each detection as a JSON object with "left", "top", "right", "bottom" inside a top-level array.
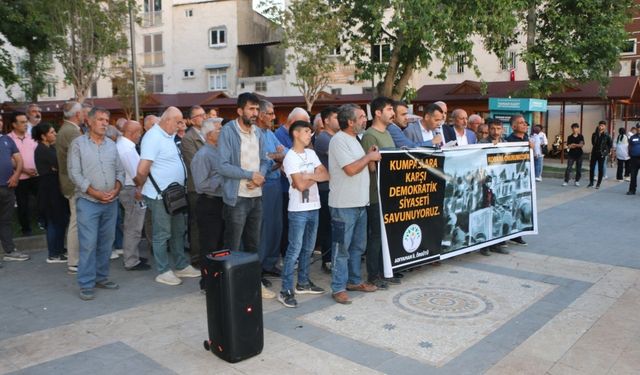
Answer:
[{"left": 253, "top": 0, "right": 284, "bottom": 13}]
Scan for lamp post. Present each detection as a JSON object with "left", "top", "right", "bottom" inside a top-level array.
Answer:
[{"left": 129, "top": 1, "right": 140, "bottom": 122}]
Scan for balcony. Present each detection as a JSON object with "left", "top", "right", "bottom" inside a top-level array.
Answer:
[
  {"left": 141, "top": 11, "right": 162, "bottom": 28},
  {"left": 140, "top": 52, "right": 164, "bottom": 67}
]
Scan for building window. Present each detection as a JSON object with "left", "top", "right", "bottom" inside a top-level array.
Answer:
[
  {"left": 329, "top": 46, "right": 341, "bottom": 56},
  {"left": 145, "top": 74, "right": 163, "bottom": 93},
  {"left": 15, "top": 61, "right": 27, "bottom": 78},
  {"left": 331, "top": 88, "right": 342, "bottom": 95},
  {"left": 255, "top": 81, "right": 267, "bottom": 92},
  {"left": 90, "top": 82, "right": 98, "bottom": 97},
  {"left": 208, "top": 69, "right": 227, "bottom": 90},
  {"left": 143, "top": 34, "right": 163, "bottom": 66},
  {"left": 500, "top": 50, "right": 517, "bottom": 71},
  {"left": 183, "top": 69, "right": 195, "bottom": 79},
  {"left": 621, "top": 39, "right": 637, "bottom": 55},
  {"left": 142, "top": 0, "right": 162, "bottom": 27},
  {"left": 46, "top": 82, "right": 56, "bottom": 97},
  {"left": 209, "top": 27, "right": 227, "bottom": 48},
  {"left": 371, "top": 43, "right": 391, "bottom": 63},
  {"left": 449, "top": 53, "right": 466, "bottom": 74},
  {"left": 185, "top": 9, "right": 193, "bottom": 17}
]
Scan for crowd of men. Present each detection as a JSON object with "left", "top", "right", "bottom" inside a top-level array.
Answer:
[{"left": 2, "top": 94, "right": 637, "bottom": 305}]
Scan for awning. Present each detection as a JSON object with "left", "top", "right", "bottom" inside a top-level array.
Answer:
[{"left": 204, "top": 63, "right": 230, "bottom": 70}]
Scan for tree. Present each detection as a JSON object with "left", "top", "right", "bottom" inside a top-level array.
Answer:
[
  {"left": 111, "top": 62, "right": 148, "bottom": 120},
  {"left": 48, "top": 0, "right": 131, "bottom": 103},
  {"left": 0, "top": 0, "right": 56, "bottom": 102},
  {"left": 263, "top": 0, "right": 343, "bottom": 111},
  {"left": 333, "top": 1, "right": 520, "bottom": 99},
  {"left": 0, "top": 42, "right": 17, "bottom": 93},
  {"left": 521, "top": 0, "right": 635, "bottom": 97}
]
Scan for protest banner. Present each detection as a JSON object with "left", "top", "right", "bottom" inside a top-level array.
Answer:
[{"left": 378, "top": 143, "right": 537, "bottom": 277}]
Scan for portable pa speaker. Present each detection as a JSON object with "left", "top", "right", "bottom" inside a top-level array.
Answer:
[{"left": 202, "top": 250, "right": 263, "bottom": 363}]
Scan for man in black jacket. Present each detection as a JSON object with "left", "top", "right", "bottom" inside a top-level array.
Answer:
[{"left": 588, "top": 121, "right": 613, "bottom": 189}]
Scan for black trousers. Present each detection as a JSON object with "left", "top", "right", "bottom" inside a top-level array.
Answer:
[
  {"left": 629, "top": 157, "right": 640, "bottom": 193},
  {"left": 589, "top": 156, "right": 606, "bottom": 186},
  {"left": 14, "top": 177, "right": 39, "bottom": 234},
  {"left": 0, "top": 186, "right": 16, "bottom": 253},
  {"left": 616, "top": 159, "right": 630, "bottom": 180},
  {"left": 196, "top": 194, "right": 224, "bottom": 289}
]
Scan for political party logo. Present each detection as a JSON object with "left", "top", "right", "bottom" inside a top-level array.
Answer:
[{"left": 402, "top": 224, "right": 422, "bottom": 253}]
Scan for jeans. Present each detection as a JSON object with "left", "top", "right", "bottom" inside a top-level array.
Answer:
[
  {"left": 330, "top": 206, "right": 367, "bottom": 294},
  {"left": 15, "top": 177, "right": 38, "bottom": 233},
  {"left": 0, "top": 186, "right": 16, "bottom": 254},
  {"left": 629, "top": 156, "right": 640, "bottom": 193},
  {"left": 76, "top": 198, "right": 117, "bottom": 289},
  {"left": 119, "top": 186, "right": 146, "bottom": 268},
  {"left": 366, "top": 203, "right": 383, "bottom": 281},
  {"left": 45, "top": 216, "right": 68, "bottom": 258},
  {"left": 564, "top": 156, "right": 583, "bottom": 182},
  {"left": 113, "top": 203, "right": 123, "bottom": 249},
  {"left": 318, "top": 189, "right": 332, "bottom": 263},
  {"left": 616, "top": 159, "right": 630, "bottom": 180},
  {"left": 589, "top": 156, "right": 606, "bottom": 185},
  {"left": 144, "top": 196, "right": 189, "bottom": 274},
  {"left": 259, "top": 180, "right": 282, "bottom": 271},
  {"left": 534, "top": 156, "right": 543, "bottom": 178},
  {"left": 223, "top": 197, "right": 262, "bottom": 253},
  {"left": 281, "top": 210, "right": 319, "bottom": 292}
]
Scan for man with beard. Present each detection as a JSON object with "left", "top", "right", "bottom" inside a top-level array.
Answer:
[
  {"left": 217, "top": 93, "right": 275, "bottom": 299},
  {"left": 361, "top": 97, "right": 401, "bottom": 289}
]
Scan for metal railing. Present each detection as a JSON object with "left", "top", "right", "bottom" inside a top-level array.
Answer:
[
  {"left": 141, "top": 11, "right": 162, "bottom": 27},
  {"left": 141, "top": 52, "right": 164, "bottom": 67}
]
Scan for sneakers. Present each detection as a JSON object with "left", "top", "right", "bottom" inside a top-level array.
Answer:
[
  {"left": 95, "top": 280, "right": 119, "bottom": 289},
  {"left": 174, "top": 265, "right": 200, "bottom": 278},
  {"left": 626, "top": 191, "right": 636, "bottom": 195},
  {"left": 586, "top": 183, "right": 594, "bottom": 188},
  {"left": 262, "top": 267, "right": 281, "bottom": 277},
  {"left": 332, "top": 291, "right": 352, "bottom": 304},
  {"left": 3, "top": 250, "right": 30, "bottom": 261},
  {"left": 110, "top": 251, "right": 119, "bottom": 260},
  {"left": 155, "top": 270, "right": 182, "bottom": 286},
  {"left": 261, "top": 285, "right": 276, "bottom": 299},
  {"left": 67, "top": 265, "right": 78, "bottom": 274},
  {"left": 595, "top": 184, "right": 600, "bottom": 189},
  {"left": 295, "top": 281, "right": 326, "bottom": 295},
  {"left": 79, "top": 288, "right": 95, "bottom": 301},
  {"left": 46, "top": 254, "right": 68, "bottom": 264},
  {"left": 624, "top": 176, "right": 631, "bottom": 182},
  {"left": 346, "top": 282, "right": 377, "bottom": 292},
  {"left": 278, "top": 290, "right": 298, "bottom": 308},
  {"left": 535, "top": 177, "right": 542, "bottom": 182},
  {"left": 125, "top": 262, "right": 151, "bottom": 271},
  {"left": 561, "top": 182, "right": 568, "bottom": 186},
  {"left": 114, "top": 248, "right": 124, "bottom": 255},
  {"left": 369, "top": 278, "right": 389, "bottom": 290},
  {"left": 574, "top": 181, "right": 580, "bottom": 187},
  {"left": 510, "top": 237, "right": 527, "bottom": 246},
  {"left": 384, "top": 276, "right": 402, "bottom": 285}
]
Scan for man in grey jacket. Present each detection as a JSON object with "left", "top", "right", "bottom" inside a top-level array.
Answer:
[{"left": 217, "top": 93, "right": 274, "bottom": 298}]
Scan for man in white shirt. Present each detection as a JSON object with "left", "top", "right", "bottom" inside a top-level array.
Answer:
[{"left": 116, "top": 120, "right": 150, "bottom": 271}]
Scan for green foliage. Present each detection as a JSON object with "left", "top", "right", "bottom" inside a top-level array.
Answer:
[
  {"left": 0, "top": 0, "right": 56, "bottom": 101},
  {"left": 521, "top": 0, "right": 636, "bottom": 98},
  {"left": 0, "top": 43, "right": 17, "bottom": 92},
  {"left": 262, "top": 0, "right": 343, "bottom": 111},
  {"left": 111, "top": 62, "right": 147, "bottom": 120},
  {"left": 48, "top": 0, "right": 132, "bottom": 102},
  {"left": 333, "top": 0, "right": 522, "bottom": 99}
]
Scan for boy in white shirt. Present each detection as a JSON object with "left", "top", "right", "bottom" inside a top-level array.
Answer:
[{"left": 279, "top": 120, "right": 329, "bottom": 307}]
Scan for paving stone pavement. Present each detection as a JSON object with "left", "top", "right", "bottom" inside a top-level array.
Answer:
[{"left": 0, "top": 177, "right": 638, "bottom": 375}]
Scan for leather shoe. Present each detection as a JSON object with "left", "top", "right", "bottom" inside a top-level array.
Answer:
[
  {"left": 332, "top": 291, "right": 352, "bottom": 304},
  {"left": 346, "top": 282, "right": 377, "bottom": 292},
  {"left": 126, "top": 262, "right": 151, "bottom": 271}
]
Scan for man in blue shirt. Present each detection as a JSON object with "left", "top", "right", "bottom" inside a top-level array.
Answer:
[
  {"left": 0, "top": 133, "right": 24, "bottom": 266},
  {"left": 257, "top": 100, "right": 287, "bottom": 282}
]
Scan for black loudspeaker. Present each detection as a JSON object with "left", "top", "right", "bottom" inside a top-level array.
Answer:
[{"left": 202, "top": 250, "right": 263, "bottom": 363}]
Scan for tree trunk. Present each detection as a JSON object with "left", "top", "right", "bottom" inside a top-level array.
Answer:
[
  {"left": 27, "top": 52, "right": 38, "bottom": 102},
  {"left": 392, "top": 62, "right": 415, "bottom": 100},
  {"left": 380, "top": 35, "right": 403, "bottom": 98},
  {"left": 525, "top": 2, "right": 538, "bottom": 82}
]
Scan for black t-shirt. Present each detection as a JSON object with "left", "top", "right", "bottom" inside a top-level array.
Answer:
[{"left": 566, "top": 134, "right": 584, "bottom": 158}]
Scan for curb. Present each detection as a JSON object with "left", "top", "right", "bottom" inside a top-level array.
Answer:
[{"left": 14, "top": 235, "right": 47, "bottom": 252}]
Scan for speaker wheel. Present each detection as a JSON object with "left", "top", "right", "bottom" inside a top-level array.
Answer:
[{"left": 203, "top": 340, "right": 210, "bottom": 351}]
